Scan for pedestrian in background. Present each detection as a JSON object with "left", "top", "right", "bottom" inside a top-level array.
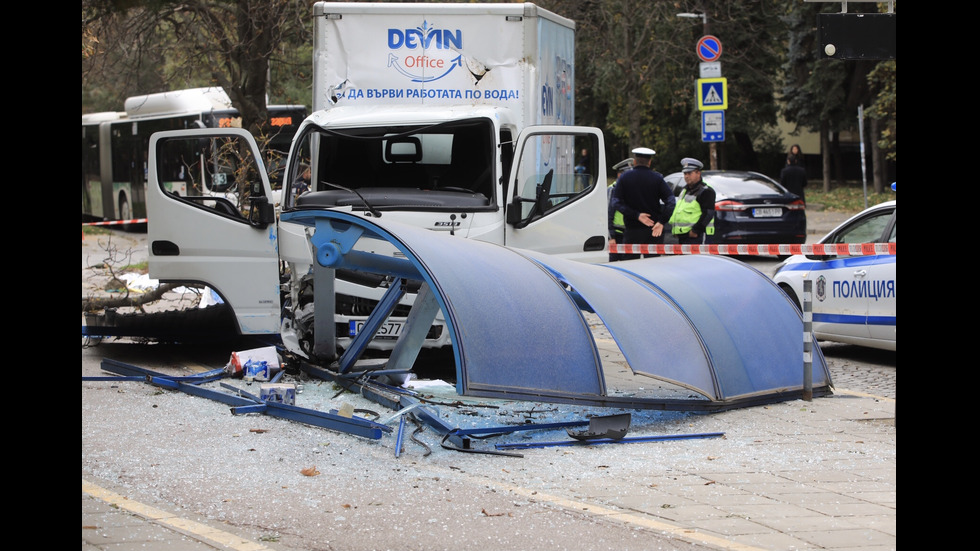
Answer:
[
  {"left": 668, "top": 158, "right": 715, "bottom": 245},
  {"left": 575, "top": 148, "right": 591, "bottom": 174},
  {"left": 606, "top": 159, "right": 632, "bottom": 262},
  {"left": 575, "top": 148, "right": 592, "bottom": 189},
  {"left": 293, "top": 163, "right": 312, "bottom": 198},
  {"left": 779, "top": 153, "right": 808, "bottom": 203},
  {"left": 788, "top": 143, "right": 804, "bottom": 167},
  {"left": 609, "top": 147, "right": 675, "bottom": 259}
]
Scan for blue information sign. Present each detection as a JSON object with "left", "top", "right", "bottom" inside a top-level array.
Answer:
[{"left": 701, "top": 111, "right": 724, "bottom": 142}]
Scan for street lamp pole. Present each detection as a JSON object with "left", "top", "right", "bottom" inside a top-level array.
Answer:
[
  {"left": 677, "top": 12, "right": 718, "bottom": 170},
  {"left": 677, "top": 11, "right": 708, "bottom": 33}
]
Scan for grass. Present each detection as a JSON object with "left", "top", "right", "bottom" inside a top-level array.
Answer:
[
  {"left": 805, "top": 183, "right": 895, "bottom": 213},
  {"left": 123, "top": 261, "right": 149, "bottom": 273},
  {"left": 82, "top": 225, "right": 111, "bottom": 237}
]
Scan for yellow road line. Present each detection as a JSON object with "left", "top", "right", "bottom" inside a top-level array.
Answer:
[{"left": 82, "top": 479, "right": 271, "bottom": 551}]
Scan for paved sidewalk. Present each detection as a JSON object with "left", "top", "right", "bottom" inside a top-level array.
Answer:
[{"left": 83, "top": 374, "right": 895, "bottom": 551}]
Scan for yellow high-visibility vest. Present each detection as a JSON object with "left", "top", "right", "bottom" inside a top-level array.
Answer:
[{"left": 669, "top": 186, "right": 715, "bottom": 235}]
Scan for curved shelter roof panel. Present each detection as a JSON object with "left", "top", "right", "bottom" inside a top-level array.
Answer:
[
  {"left": 609, "top": 256, "right": 832, "bottom": 401},
  {"left": 281, "top": 209, "right": 833, "bottom": 411},
  {"left": 284, "top": 210, "right": 605, "bottom": 402},
  {"left": 390, "top": 222, "right": 605, "bottom": 400},
  {"left": 515, "top": 250, "right": 717, "bottom": 398}
]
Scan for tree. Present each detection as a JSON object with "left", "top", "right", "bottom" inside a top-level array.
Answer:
[
  {"left": 867, "top": 59, "right": 896, "bottom": 159},
  {"left": 82, "top": 0, "right": 895, "bottom": 187},
  {"left": 542, "top": 0, "right": 791, "bottom": 175},
  {"left": 541, "top": 0, "right": 703, "bottom": 170},
  {"left": 82, "top": 0, "right": 312, "bottom": 136},
  {"left": 780, "top": 1, "right": 895, "bottom": 192}
]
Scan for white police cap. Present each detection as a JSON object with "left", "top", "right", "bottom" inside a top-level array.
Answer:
[
  {"left": 631, "top": 147, "right": 655, "bottom": 157},
  {"left": 681, "top": 157, "right": 704, "bottom": 173}
]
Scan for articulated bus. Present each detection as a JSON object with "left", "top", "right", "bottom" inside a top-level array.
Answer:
[{"left": 82, "top": 87, "right": 306, "bottom": 225}]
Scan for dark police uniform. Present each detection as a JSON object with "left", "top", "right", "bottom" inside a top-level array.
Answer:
[{"left": 609, "top": 148, "right": 675, "bottom": 259}]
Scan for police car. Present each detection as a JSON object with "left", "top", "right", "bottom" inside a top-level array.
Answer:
[{"left": 772, "top": 200, "right": 896, "bottom": 351}]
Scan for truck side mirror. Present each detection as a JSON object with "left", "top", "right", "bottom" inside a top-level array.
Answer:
[
  {"left": 535, "top": 169, "right": 554, "bottom": 215},
  {"left": 506, "top": 196, "right": 523, "bottom": 225},
  {"left": 507, "top": 169, "right": 554, "bottom": 229},
  {"left": 248, "top": 195, "right": 275, "bottom": 228}
]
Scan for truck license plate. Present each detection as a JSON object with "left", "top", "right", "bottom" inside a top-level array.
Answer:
[
  {"left": 752, "top": 207, "right": 781, "bottom": 218},
  {"left": 349, "top": 320, "right": 403, "bottom": 338}
]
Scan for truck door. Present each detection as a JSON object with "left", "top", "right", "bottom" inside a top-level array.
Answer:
[
  {"left": 147, "top": 128, "right": 281, "bottom": 334},
  {"left": 504, "top": 126, "right": 607, "bottom": 263}
]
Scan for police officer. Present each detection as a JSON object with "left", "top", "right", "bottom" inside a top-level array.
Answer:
[
  {"left": 606, "top": 159, "right": 632, "bottom": 262},
  {"left": 609, "top": 147, "right": 675, "bottom": 259},
  {"left": 668, "top": 157, "right": 715, "bottom": 245}
]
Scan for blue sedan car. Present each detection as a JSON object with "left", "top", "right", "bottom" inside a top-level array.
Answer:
[{"left": 772, "top": 200, "right": 896, "bottom": 351}]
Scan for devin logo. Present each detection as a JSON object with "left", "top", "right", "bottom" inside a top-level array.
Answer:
[{"left": 387, "top": 21, "right": 463, "bottom": 82}]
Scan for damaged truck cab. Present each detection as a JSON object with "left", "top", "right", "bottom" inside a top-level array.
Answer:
[{"left": 147, "top": 2, "right": 608, "bottom": 361}]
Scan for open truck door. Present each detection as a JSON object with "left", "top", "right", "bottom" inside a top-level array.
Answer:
[
  {"left": 147, "top": 128, "right": 281, "bottom": 335},
  {"left": 505, "top": 126, "right": 607, "bottom": 263}
]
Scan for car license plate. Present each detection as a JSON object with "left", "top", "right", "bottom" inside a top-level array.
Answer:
[
  {"left": 349, "top": 320, "right": 402, "bottom": 338},
  {"left": 753, "top": 207, "right": 782, "bottom": 217}
]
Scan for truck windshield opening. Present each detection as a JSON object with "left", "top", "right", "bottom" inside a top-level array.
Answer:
[{"left": 287, "top": 118, "right": 496, "bottom": 211}]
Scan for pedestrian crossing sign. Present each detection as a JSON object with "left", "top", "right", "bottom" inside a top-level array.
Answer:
[{"left": 697, "top": 78, "right": 727, "bottom": 111}]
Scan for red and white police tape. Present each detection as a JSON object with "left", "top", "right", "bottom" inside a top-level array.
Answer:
[
  {"left": 82, "top": 219, "right": 148, "bottom": 226},
  {"left": 610, "top": 242, "right": 895, "bottom": 256},
  {"left": 79, "top": 219, "right": 895, "bottom": 257}
]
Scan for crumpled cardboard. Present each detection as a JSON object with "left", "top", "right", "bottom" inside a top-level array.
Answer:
[{"left": 225, "top": 346, "right": 282, "bottom": 380}]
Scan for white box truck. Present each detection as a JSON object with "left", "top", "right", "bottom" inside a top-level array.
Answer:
[{"left": 143, "top": 2, "right": 608, "bottom": 362}]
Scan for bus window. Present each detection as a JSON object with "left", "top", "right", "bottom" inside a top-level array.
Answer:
[{"left": 82, "top": 88, "right": 307, "bottom": 223}]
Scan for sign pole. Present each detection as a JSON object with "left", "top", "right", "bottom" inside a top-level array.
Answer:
[
  {"left": 694, "top": 33, "right": 724, "bottom": 170},
  {"left": 704, "top": 24, "right": 719, "bottom": 170},
  {"left": 858, "top": 104, "right": 868, "bottom": 209}
]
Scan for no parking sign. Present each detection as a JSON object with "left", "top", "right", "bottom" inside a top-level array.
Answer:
[{"left": 696, "top": 35, "right": 722, "bottom": 62}]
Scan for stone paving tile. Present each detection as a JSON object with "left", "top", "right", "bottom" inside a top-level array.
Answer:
[
  {"left": 685, "top": 515, "right": 773, "bottom": 535},
  {"left": 728, "top": 531, "right": 815, "bottom": 550},
  {"left": 794, "top": 527, "right": 896, "bottom": 549},
  {"left": 633, "top": 503, "right": 731, "bottom": 522},
  {"left": 752, "top": 513, "right": 865, "bottom": 532},
  {"left": 800, "top": 501, "right": 896, "bottom": 517}
]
